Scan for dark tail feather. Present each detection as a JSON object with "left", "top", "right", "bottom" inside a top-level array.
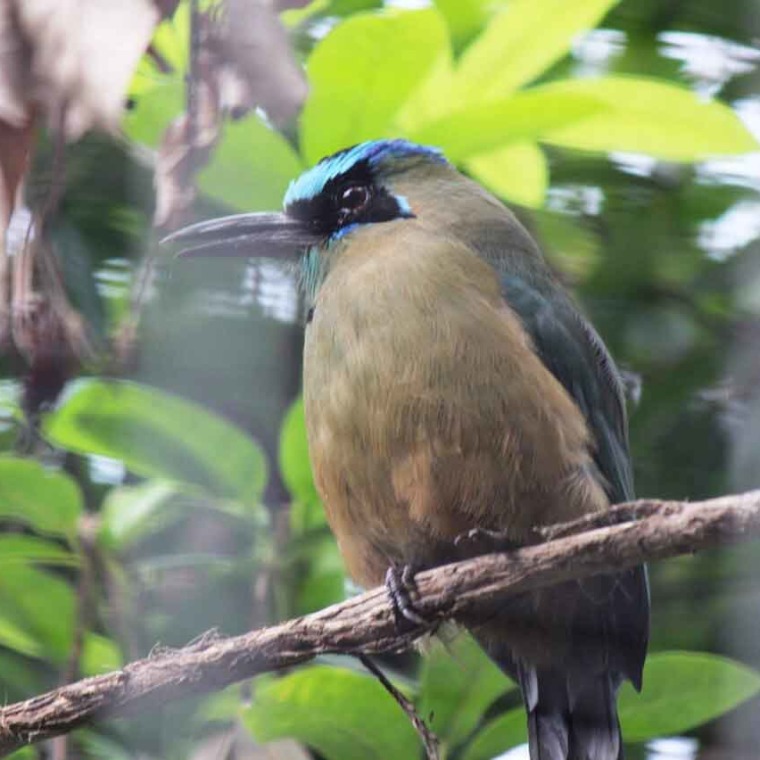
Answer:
[
  {"left": 517, "top": 661, "right": 623, "bottom": 760},
  {"left": 518, "top": 664, "right": 569, "bottom": 760},
  {"left": 567, "top": 667, "right": 623, "bottom": 760}
]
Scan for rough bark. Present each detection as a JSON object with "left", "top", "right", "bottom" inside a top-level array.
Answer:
[{"left": 1, "top": 490, "right": 759, "bottom": 756}]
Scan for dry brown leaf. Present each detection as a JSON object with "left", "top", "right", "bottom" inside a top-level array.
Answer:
[
  {"left": 154, "top": 48, "right": 222, "bottom": 231},
  {"left": 15, "top": 0, "right": 161, "bottom": 139},
  {"left": 0, "top": 0, "right": 162, "bottom": 141},
  {"left": 0, "top": 0, "right": 30, "bottom": 127},
  {"left": 154, "top": 115, "right": 199, "bottom": 230},
  {"left": 0, "top": 0, "right": 162, "bottom": 234},
  {"left": 0, "top": 0, "right": 165, "bottom": 403},
  {"left": 153, "top": 2, "right": 307, "bottom": 230},
  {"left": 223, "top": 0, "right": 308, "bottom": 125},
  {"left": 0, "top": 119, "right": 35, "bottom": 347},
  {"left": 0, "top": 119, "right": 34, "bottom": 234},
  {"left": 8, "top": 223, "right": 94, "bottom": 413},
  {"left": 0, "top": 0, "right": 162, "bottom": 288},
  {"left": 11, "top": 223, "right": 93, "bottom": 361}
]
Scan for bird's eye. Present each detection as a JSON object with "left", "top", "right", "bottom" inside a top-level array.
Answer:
[{"left": 339, "top": 184, "right": 370, "bottom": 214}]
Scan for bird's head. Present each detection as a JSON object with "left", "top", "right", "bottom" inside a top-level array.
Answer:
[
  {"left": 284, "top": 139, "right": 448, "bottom": 239},
  {"left": 165, "top": 138, "right": 542, "bottom": 292},
  {"left": 164, "top": 139, "right": 451, "bottom": 259}
]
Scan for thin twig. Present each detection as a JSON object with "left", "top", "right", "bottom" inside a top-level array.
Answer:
[
  {"left": 185, "top": 0, "right": 201, "bottom": 179},
  {"left": 63, "top": 516, "right": 99, "bottom": 683},
  {"left": 1, "top": 490, "right": 760, "bottom": 756},
  {"left": 49, "top": 515, "right": 99, "bottom": 760},
  {"left": 359, "top": 655, "right": 440, "bottom": 760}
]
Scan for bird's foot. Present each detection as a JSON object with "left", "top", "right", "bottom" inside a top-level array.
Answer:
[
  {"left": 453, "top": 527, "right": 517, "bottom": 558},
  {"left": 385, "top": 564, "right": 431, "bottom": 634}
]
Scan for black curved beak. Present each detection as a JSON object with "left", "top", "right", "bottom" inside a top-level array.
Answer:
[{"left": 161, "top": 212, "right": 321, "bottom": 259}]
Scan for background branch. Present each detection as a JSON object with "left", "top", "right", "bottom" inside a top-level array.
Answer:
[
  {"left": 1, "top": 490, "right": 759, "bottom": 756},
  {"left": 359, "top": 654, "right": 441, "bottom": 760}
]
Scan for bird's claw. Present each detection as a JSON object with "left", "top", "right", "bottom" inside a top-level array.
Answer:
[
  {"left": 385, "top": 564, "right": 431, "bottom": 633},
  {"left": 453, "top": 527, "right": 516, "bottom": 557}
]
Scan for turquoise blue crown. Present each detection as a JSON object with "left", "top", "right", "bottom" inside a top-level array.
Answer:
[{"left": 284, "top": 139, "right": 446, "bottom": 207}]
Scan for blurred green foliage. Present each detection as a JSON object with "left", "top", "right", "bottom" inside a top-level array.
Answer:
[
  {"left": 45, "top": 379, "right": 268, "bottom": 503},
  {"left": 244, "top": 666, "right": 422, "bottom": 759},
  {"left": 2, "top": 0, "right": 760, "bottom": 757}
]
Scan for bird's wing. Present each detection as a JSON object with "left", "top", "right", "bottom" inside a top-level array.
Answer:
[
  {"left": 501, "top": 273, "right": 649, "bottom": 688},
  {"left": 502, "top": 274, "right": 632, "bottom": 501}
]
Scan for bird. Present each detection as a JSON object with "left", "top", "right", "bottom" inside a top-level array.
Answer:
[{"left": 166, "top": 138, "right": 649, "bottom": 760}]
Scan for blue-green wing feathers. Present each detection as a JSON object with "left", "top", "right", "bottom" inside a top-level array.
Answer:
[{"left": 500, "top": 273, "right": 649, "bottom": 689}]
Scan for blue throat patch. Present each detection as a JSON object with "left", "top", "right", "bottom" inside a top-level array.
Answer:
[{"left": 284, "top": 139, "right": 447, "bottom": 208}]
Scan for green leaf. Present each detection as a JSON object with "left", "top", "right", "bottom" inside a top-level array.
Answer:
[
  {"left": 150, "top": 2, "right": 189, "bottom": 74},
  {"left": 619, "top": 651, "right": 760, "bottom": 742},
  {"left": 532, "top": 210, "right": 601, "bottom": 279},
  {"left": 0, "top": 535, "right": 78, "bottom": 568},
  {"left": 420, "top": 634, "right": 515, "bottom": 749},
  {"left": 0, "top": 565, "right": 74, "bottom": 662},
  {"left": 0, "top": 616, "right": 45, "bottom": 659},
  {"left": 290, "top": 497, "right": 329, "bottom": 535},
  {"left": 125, "top": 5, "right": 188, "bottom": 135},
  {"left": 285, "top": 0, "right": 381, "bottom": 21},
  {"left": 465, "top": 141, "right": 548, "bottom": 208},
  {"left": 77, "top": 731, "right": 137, "bottom": 760},
  {"left": 44, "top": 379, "right": 268, "bottom": 503},
  {"left": 455, "top": 652, "right": 760, "bottom": 758},
  {"left": 128, "top": 60, "right": 302, "bottom": 209},
  {"left": 279, "top": 397, "right": 319, "bottom": 507},
  {"left": 198, "top": 116, "right": 303, "bottom": 211},
  {"left": 395, "top": 50, "right": 457, "bottom": 135},
  {"left": 0, "top": 650, "right": 44, "bottom": 701},
  {"left": 542, "top": 77, "right": 759, "bottom": 160},
  {"left": 6, "top": 748, "right": 35, "bottom": 760},
  {"left": 433, "top": 0, "right": 490, "bottom": 52},
  {"left": 196, "top": 684, "right": 252, "bottom": 724},
  {"left": 124, "top": 78, "right": 184, "bottom": 147},
  {"left": 461, "top": 708, "right": 526, "bottom": 760},
  {"left": 301, "top": 9, "right": 448, "bottom": 163},
  {"left": 81, "top": 632, "right": 124, "bottom": 676},
  {"left": 128, "top": 2, "right": 188, "bottom": 97},
  {"left": 452, "top": 0, "right": 619, "bottom": 101},
  {"left": 279, "top": 401, "right": 345, "bottom": 613},
  {"left": 461, "top": 652, "right": 760, "bottom": 756},
  {"left": 244, "top": 666, "right": 420, "bottom": 760},
  {"left": 409, "top": 88, "right": 607, "bottom": 162},
  {"left": 101, "top": 479, "right": 256, "bottom": 552},
  {"left": 327, "top": 0, "right": 382, "bottom": 12},
  {"left": 293, "top": 534, "right": 345, "bottom": 613},
  {"left": 0, "top": 457, "right": 82, "bottom": 539},
  {"left": 99, "top": 480, "right": 184, "bottom": 549}
]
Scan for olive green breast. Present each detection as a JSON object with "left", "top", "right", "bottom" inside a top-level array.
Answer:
[{"left": 302, "top": 220, "right": 607, "bottom": 588}]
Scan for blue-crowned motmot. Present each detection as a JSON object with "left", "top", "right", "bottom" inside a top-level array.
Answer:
[{"left": 167, "top": 139, "right": 649, "bottom": 760}]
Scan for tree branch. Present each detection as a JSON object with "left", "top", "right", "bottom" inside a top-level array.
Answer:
[
  {"left": 359, "top": 655, "right": 441, "bottom": 760},
  {"left": 1, "top": 490, "right": 759, "bottom": 756}
]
